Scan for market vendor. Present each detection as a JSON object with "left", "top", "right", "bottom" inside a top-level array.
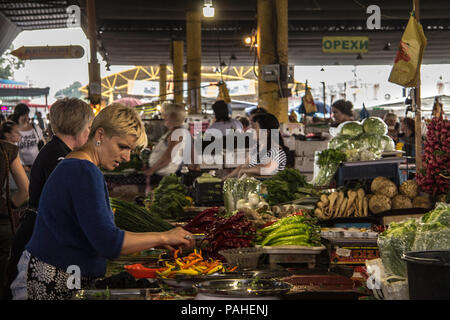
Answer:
[
  {"left": 10, "top": 104, "right": 194, "bottom": 300},
  {"left": 330, "top": 100, "right": 354, "bottom": 127},
  {"left": 399, "top": 117, "right": 416, "bottom": 161},
  {"left": 6, "top": 98, "right": 94, "bottom": 300},
  {"left": 144, "top": 103, "right": 190, "bottom": 190},
  {"left": 225, "top": 113, "right": 287, "bottom": 178}
]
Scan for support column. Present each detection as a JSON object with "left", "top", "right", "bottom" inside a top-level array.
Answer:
[
  {"left": 87, "top": 0, "right": 101, "bottom": 105},
  {"left": 186, "top": 9, "right": 201, "bottom": 114},
  {"left": 257, "top": 0, "right": 288, "bottom": 123},
  {"left": 414, "top": 0, "right": 422, "bottom": 170},
  {"left": 159, "top": 64, "right": 167, "bottom": 104},
  {"left": 172, "top": 40, "right": 184, "bottom": 104}
]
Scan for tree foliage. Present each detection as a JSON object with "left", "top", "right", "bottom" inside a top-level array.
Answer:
[
  {"left": 54, "top": 81, "right": 83, "bottom": 99},
  {"left": 0, "top": 45, "right": 25, "bottom": 79}
]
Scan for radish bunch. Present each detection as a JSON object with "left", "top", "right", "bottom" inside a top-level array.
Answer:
[{"left": 416, "top": 117, "right": 450, "bottom": 196}]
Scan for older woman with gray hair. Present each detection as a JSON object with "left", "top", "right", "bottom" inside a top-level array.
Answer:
[{"left": 144, "top": 103, "right": 190, "bottom": 190}]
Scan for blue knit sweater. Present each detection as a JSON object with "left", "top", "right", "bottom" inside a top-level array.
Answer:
[{"left": 26, "top": 158, "right": 125, "bottom": 278}]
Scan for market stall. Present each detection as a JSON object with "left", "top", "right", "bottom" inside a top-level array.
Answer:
[{"left": 73, "top": 108, "right": 450, "bottom": 301}]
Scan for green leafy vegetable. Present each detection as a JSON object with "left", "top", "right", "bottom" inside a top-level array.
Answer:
[
  {"left": 262, "top": 168, "right": 308, "bottom": 205},
  {"left": 312, "top": 149, "right": 347, "bottom": 187},
  {"left": 362, "top": 117, "right": 388, "bottom": 135},
  {"left": 341, "top": 121, "right": 364, "bottom": 136}
]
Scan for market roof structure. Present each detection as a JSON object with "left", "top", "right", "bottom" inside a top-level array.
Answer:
[{"left": 1, "top": 0, "right": 450, "bottom": 66}]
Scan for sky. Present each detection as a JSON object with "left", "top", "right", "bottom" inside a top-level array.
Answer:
[{"left": 9, "top": 27, "right": 450, "bottom": 106}]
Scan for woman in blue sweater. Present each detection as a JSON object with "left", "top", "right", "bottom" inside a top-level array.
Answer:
[{"left": 11, "top": 104, "right": 194, "bottom": 300}]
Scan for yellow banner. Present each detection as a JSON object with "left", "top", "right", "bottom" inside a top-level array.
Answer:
[{"left": 322, "top": 37, "right": 369, "bottom": 53}]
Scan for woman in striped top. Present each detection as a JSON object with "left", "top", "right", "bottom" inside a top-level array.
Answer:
[{"left": 226, "top": 113, "right": 288, "bottom": 178}]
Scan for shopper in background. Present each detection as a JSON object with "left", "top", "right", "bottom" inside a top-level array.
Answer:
[
  {"left": 236, "top": 116, "right": 250, "bottom": 131},
  {"left": 144, "top": 103, "right": 190, "bottom": 190},
  {"left": 248, "top": 107, "right": 268, "bottom": 124},
  {"left": 383, "top": 112, "right": 400, "bottom": 144},
  {"left": 0, "top": 138, "right": 29, "bottom": 300},
  {"left": 331, "top": 100, "right": 354, "bottom": 126},
  {"left": 10, "top": 104, "right": 194, "bottom": 300},
  {"left": 6, "top": 98, "right": 95, "bottom": 300},
  {"left": 226, "top": 112, "right": 288, "bottom": 178},
  {"left": 399, "top": 117, "right": 416, "bottom": 160},
  {"left": 0, "top": 114, "right": 6, "bottom": 124},
  {"left": 11, "top": 103, "right": 45, "bottom": 174},
  {"left": 0, "top": 121, "right": 21, "bottom": 145},
  {"left": 205, "top": 100, "right": 243, "bottom": 135},
  {"left": 35, "top": 112, "right": 45, "bottom": 132}
]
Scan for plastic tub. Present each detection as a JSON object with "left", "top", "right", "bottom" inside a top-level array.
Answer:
[{"left": 402, "top": 250, "right": 450, "bottom": 300}]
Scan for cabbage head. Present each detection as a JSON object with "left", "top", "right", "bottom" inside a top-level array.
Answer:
[
  {"left": 341, "top": 121, "right": 364, "bottom": 137},
  {"left": 380, "top": 135, "right": 396, "bottom": 152},
  {"left": 362, "top": 117, "right": 388, "bottom": 135},
  {"left": 328, "top": 135, "right": 351, "bottom": 150},
  {"left": 360, "top": 133, "right": 383, "bottom": 152},
  {"left": 378, "top": 219, "right": 418, "bottom": 277}
]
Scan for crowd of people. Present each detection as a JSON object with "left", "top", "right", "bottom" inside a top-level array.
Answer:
[{"left": 0, "top": 97, "right": 423, "bottom": 300}]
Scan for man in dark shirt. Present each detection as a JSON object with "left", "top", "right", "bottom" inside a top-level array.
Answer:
[{"left": 5, "top": 98, "right": 94, "bottom": 299}]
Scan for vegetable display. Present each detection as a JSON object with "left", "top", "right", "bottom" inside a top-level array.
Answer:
[
  {"left": 223, "top": 176, "right": 261, "bottom": 213},
  {"left": 256, "top": 215, "right": 321, "bottom": 247},
  {"left": 378, "top": 203, "right": 450, "bottom": 277},
  {"left": 314, "top": 188, "right": 369, "bottom": 219},
  {"left": 416, "top": 117, "right": 450, "bottom": 197},
  {"left": 329, "top": 117, "right": 394, "bottom": 162},
  {"left": 156, "top": 249, "right": 237, "bottom": 279},
  {"left": 149, "top": 174, "right": 190, "bottom": 219},
  {"left": 183, "top": 207, "right": 221, "bottom": 234},
  {"left": 311, "top": 149, "right": 347, "bottom": 187},
  {"left": 202, "top": 212, "right": 256, "bottom": 260},
  {"left": 111, "top": 198, "right": 174, "bottom": 232},
  {"left": 262, "top": 168, "right": 309, "bottom": 205},
  {"left": 368, "top": 178, "right": 430, "bottom": 214}
]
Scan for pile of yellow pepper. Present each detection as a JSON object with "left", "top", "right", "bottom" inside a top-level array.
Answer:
[{"left": 156, "top": 249, "right": 237, "bottom": 279}]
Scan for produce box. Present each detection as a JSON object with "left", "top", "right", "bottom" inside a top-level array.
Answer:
[
  {"left": 192, "top": 181, "right": 224, "bottom": 206},
  {"left": 330, "top": 245, "right": 380, "bottom": 265}
]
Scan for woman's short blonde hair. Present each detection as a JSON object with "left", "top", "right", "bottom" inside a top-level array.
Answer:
[
  {"left": 89, "top": 103, "right": 148, "bottom": 150},
  {"left": 161, "top": 103, "right": 186, "bottom": 125},
  {"left": 50, "top": 98, "right": 94, "bottom": 136}
]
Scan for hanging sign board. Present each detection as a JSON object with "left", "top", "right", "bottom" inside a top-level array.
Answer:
[
  {"left": 322, "top": 37, "right": 369, "bottom": 53},
  {"left": 11, "top": 45, "right": 85, "bottom": 60}
]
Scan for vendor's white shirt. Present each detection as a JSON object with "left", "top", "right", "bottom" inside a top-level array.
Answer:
[
  {"left": 18, "top": 125, "right": 43, "bottom": 166},
  {"left": 149, "top": 127, "right": 190, "bottom": 176}
]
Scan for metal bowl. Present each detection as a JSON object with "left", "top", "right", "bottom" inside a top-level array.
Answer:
[
  {"left": 194, "top": 279, "right": 293, "bottom": 298},
  {"left": 159, "top": 271, "right": 253, "bottom": 288}
]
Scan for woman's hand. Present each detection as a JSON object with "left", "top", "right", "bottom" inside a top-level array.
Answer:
[{"left": 162, "top": 227, "right": 195, "bottom": 252}]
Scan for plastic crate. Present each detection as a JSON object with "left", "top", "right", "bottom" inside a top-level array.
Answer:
[
  {"left": 335, "top": 163, "right": 400, "bottom": 187},
  {"left": 192, "top": 181, "right": 224, "bottom": 206}
]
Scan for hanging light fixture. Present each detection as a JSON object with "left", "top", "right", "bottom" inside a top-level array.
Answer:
[{"left": 203, "top": 0, "right": 215, "bottom": 18}]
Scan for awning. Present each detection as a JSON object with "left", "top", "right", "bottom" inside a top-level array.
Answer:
[{"left": 0, "top": 87, "right": 50, "bottom": 97}]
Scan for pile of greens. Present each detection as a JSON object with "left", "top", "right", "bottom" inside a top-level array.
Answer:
[
  {"left": 149, "top": 174, "right": 190, "bottom": 219},
  {"left": 262, "top": 168, "right": 309, "bottom": 205},
  {"left": 378, "top": 203, "right": 450, "bottom": 277},
  {"left": 311, "top": 149, "right": 347, "bottom": 187}
]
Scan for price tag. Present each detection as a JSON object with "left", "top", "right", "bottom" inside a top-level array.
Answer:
[{"left": 335, "top": 247, "right": 352, "bottom": 257}]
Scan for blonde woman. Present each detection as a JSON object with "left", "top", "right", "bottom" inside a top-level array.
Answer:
[
  {"left": 11, "top": 104, "right": 194, "bottom": 300},
  {"left": 144, "top": 103, "right": 190, "bottom": 189}
]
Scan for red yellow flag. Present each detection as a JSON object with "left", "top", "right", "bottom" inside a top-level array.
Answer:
[
  {"left": 388, "top": 14, "right": 427, "bottom": 87},
  {"left": 303, "top": 86, "right": 317, "bottom": 114}
]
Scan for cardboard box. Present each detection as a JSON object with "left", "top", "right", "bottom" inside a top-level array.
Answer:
[
  {"left": 295, "top": 156, "right": 315, "bottom": 172},
  {"left": 330, "top": 246, "right": 380, "bottom": 265},
  {"left": 295, "top": 140, "right": 329, "bottom": 157}
]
